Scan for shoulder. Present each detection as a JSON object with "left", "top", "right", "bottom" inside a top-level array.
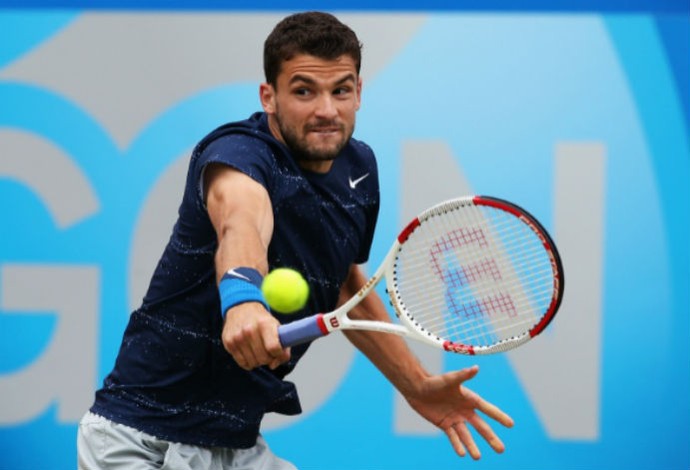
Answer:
[
  {"left": 348, "top": 136, "right": 375, "bottom": 160},
  {"left": 190, "top": 113, "right": 281, "bottom": 190},
  {"left": 195, "top": 113, "right": 276, "bottom": 161},
  {"left": 345, "top": 137, "right": 377, "bottom": 169}
]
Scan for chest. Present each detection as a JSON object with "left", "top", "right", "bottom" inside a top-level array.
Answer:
[{"left": 267, "top": 165, "right": 376, "bottom": 290}]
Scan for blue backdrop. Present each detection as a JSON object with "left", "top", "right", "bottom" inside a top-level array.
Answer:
[{"left": 1, "top": 2, "right": 688, "bottom": 469}]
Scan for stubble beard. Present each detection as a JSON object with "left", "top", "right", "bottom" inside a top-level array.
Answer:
[{"left": 275, "top": 113, "right": 354, "bottom": 163}]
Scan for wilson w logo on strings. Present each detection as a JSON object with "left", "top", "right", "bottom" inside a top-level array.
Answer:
[{"left": 428, "top": 226, "right": 521, "bottom": 320}]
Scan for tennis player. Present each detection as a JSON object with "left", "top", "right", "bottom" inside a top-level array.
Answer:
[{"left": 77, "top": 11, "right": 514, "bottom": 469}]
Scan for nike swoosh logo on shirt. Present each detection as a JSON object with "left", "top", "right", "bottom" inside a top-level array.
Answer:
[{"left": 348, "top": 173, "right": 370, "bottom": 189}]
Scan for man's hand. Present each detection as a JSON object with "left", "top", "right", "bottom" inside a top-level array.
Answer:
[
  {"left": 405, "top": 365, "right": 514, "bottom": 460},
  {"left": 337, "top": 266, "right": 513, "bottom": 459},
  {"left": 221, "top": 302, "right": 290, "bottom": 370}
]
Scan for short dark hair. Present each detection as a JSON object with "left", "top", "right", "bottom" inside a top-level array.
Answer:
[{"left": 263, "top": 11, "right": 362, "bottom": 86}]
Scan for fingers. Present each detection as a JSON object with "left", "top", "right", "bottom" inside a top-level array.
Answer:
[
  {"left": 261, "top": 324, "right": 291, "bottom": 370},
  {"left": 453, "top": 365, "right": 514, "bottom": 429},
  {"left": 445, "top": 425, "right": 467, "bottom": 458},
  {"left": 447, "top": 416, "right": 509, "bottom": 460},
  {"left": 222, "top": 304, "right": 290, "bottom": 370},
  {"left": 468, "top": 414, "right": 506, "bottom": 454},
  {"left": 446, "top": 423, "right": 480, "bottom": 460},
  {"left": 456, "top": 422, "right": 481, "bottom": 460},
  {"left": 476, "top": 397, "right": 515, "bottom": 429},
  {"left": 446, "top": 365, "right": 480, "bottom": 385},
  {"left": 223, "top": 323, "right": 262, "bottom": 370},
  {"left": 460, "top": 364, "right": 480, "bottom": 382},
  {"left": 238, "top": 324, "right": 290, "bottom": 370},
  {"left": 441, "top": 365, "right": 513, "bottom": 460}
]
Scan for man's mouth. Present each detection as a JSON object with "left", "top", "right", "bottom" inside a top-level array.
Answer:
[{"left": 307, "top": 123, "right": 341, "bottom": 134}]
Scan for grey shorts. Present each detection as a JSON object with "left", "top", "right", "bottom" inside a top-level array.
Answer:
[{"left": 77, "top": 412, "right": 297, "bottom": 470}]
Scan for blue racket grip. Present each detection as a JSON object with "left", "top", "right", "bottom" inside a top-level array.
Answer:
[{"left": 278, "top": 314, "right": 329, "bottom": 347}]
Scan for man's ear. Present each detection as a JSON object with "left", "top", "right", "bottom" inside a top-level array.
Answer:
[{"left": 259, "top": 83, "right": 276, "bottom": 113}]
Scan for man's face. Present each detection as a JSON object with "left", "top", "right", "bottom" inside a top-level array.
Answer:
[{"left": 261, "top": 54, "right": 362, "bottom": 173}]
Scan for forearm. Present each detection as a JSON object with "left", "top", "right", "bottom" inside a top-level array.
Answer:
[
  {"left": 204, "top": 164, "right": 273, "bottom": 283},
  {"left": 214, "top": 220, "right": 269, "bottom": 282},
  {"left": 341, "top": 267, "right": 428, "bottom": 398}
]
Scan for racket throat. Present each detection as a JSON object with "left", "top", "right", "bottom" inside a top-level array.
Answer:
[
  {"left": 443, "top": 341, "right": 475, "bottom": 355},
  {"left": 317, "top": 313, "right": 336, "bottom": 334}
]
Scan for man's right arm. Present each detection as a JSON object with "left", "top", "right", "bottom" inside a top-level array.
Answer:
[{"left": 203, "top": 163, "right": 289, "bottom": 370}]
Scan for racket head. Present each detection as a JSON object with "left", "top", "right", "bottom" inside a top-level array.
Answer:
[{"left": 387, "top": 195, "right": 564, "bottom": 355}]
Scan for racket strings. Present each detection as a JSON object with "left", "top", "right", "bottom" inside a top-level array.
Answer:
[
  {"left": 401, "top": 243, "right": 552, "bottom": 284},
  {"left": 414, "top": 285, "right": 554, "bottom": 340},
  {"left": 394, "top": 203, "right": 557, "bottom": 348}
]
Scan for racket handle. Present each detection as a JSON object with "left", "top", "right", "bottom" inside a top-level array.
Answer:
[{"left": 278, "top": 314, "right": 329, "bottom": 347}]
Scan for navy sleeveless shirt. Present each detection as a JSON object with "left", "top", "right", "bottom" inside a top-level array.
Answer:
[{"left": 91, "top": 112, "right": 379, "bottom": 448}]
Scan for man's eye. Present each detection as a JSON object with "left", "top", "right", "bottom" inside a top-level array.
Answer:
[{"left": 294, "top": 88, "right": 311, "bottom": 96}]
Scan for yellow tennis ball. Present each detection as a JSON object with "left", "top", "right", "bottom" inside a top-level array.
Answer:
[{"left": 261, "top": 268, "right": 309, "bottom": 314}]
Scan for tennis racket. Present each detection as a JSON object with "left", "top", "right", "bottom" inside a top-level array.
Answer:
[{"left": 278, "top": 196, "right": 564, "bottom": 355}]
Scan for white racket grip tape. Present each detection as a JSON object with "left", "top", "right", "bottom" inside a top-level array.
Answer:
[{"left": 278, "top": 314, "right": 329, "bottom": 347}]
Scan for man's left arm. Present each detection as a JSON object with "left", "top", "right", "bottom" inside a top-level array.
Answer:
[{"left": 340, "top": 264, "right": 514, "bottom": 460}]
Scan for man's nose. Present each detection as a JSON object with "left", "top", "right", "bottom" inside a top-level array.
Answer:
[{"left": 314, "top": 93, "right": 338, "bottom": 119}]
